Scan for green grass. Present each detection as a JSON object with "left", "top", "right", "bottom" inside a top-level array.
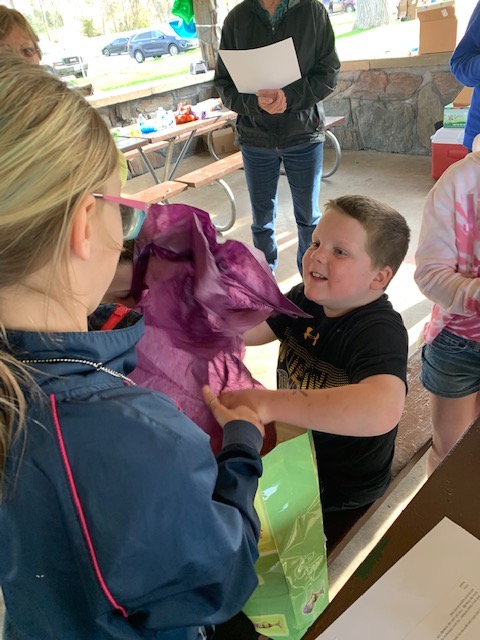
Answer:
[
  {"left": 92, "top": 66, "right": 190, "bottom": 92},
  {"left": 71, "top": 13, "right": 394, "bottom": 93},
  {"left": 335, "top": 25, "right": 376, "bottom": 39},
  {"left": 71, "top": 50, "right": 199, "bottom": 92}
]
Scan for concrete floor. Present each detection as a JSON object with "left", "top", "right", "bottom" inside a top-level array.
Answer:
[{"left": 0, "top": 146, "right": 436, "bottom": 627}]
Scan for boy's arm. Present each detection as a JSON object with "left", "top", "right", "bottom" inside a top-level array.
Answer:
[
  {"left": 219, "top": 374, "right": 406, "bottom": 437},
  {"left": 244, "top": 321, "right": 277, "bottom": 346}
]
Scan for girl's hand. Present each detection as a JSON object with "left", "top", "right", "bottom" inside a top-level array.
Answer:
[{"left": 203, "top": 386, "right": 265, "bottom": 438}]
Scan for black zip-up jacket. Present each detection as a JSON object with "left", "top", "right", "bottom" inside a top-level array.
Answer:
[{"left": 214, "top": 0, "right": 340, "bottom": 149}]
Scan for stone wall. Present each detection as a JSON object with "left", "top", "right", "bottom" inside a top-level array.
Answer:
[
  {"left": 324, "top": 53, "right": 462, "bottom": 155},
  {"left": 89, "top": 52, "right": 462, "bottom": 158}
]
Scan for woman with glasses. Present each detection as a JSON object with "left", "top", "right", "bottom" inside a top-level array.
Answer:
[
  {"left": 0, "top": 5, "right": 41, "bottom": 64},
  {"left": 0, "top": 54, "right": 265, "bottom": 640}
]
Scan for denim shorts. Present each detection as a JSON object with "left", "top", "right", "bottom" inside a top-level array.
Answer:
[{"left": 421, "top": 329, "right": 480, "bottom": 398}]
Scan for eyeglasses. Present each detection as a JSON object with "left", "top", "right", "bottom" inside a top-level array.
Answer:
[
  {"left": 0, "top": 43, "right": 39, "bottom": 59},
  {"left": 93, "top": 194, "right": 148, "bottom": 240}
]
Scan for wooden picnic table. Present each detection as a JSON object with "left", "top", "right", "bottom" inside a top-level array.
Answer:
[{"left": 117, "top": 109, "right": 237, "bottom": 184}]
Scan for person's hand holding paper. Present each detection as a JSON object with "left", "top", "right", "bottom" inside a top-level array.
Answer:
[{"left": 257, "top": 88, "right": 287, "bottom": 114}]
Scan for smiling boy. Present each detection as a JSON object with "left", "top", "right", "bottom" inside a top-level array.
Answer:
[{"left": 218, "top": 195, "right": 410, "bottom": 511}]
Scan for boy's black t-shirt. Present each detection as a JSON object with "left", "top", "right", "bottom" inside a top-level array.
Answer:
[{"left": 267, "top": 284, "right": 408, "bottom": 511}]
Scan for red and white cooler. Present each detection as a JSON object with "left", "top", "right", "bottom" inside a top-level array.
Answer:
[{"left": 431, "top": 126, "right": 468, "bottom": 180}]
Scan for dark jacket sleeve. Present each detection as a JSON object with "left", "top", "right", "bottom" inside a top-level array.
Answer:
[
  {"left": 71, "top": 392, "right": 262, "bottom": 632},
  {"left": 450, "top": 1, "right": 480, "bottom": 86},
  {"left": 282, "top": 2, "right": 340, "bottom": 110}
]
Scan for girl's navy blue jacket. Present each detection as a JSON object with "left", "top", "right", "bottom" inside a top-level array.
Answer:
[{"left": 0, "top": 307, "right": 263, "bottom": 639}]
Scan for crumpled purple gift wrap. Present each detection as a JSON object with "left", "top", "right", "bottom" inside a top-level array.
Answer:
[{"left": 129, "top": 203, "right": 309, "bottom": 455}]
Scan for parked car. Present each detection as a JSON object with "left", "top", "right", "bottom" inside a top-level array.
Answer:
[
  {"left": 323, "top": 0, "right": 356, "bottom": 13},
  {"left": 102, "top": 35, "right": 131, "bottom": 56},
  {"left": 128, "top": 27, "right": 199, "bottom": 63},
  {"left": 40, "top": 43, "right": 88, "bottom": 78}
]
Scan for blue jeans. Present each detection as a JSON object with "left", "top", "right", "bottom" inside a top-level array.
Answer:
[{"left": 241, "top": 142, "right": 323, "bottom": 272}]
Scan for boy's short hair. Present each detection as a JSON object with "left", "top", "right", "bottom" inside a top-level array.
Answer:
[{"left": 326, "top": 195, "right": 410, "bottom": 277}]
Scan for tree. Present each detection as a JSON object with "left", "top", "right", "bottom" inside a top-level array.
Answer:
[
  {"left": 81, "top": 17, "right": 102, "bottom": 36},
  {"left": 28, "top": 2, "right": 63, "bottom": 38},
  {"left": 150, "top": 0, "right": 170, "bottom": 24},
  {"left": 354, "top": 0, "right": 391, "bottom": 29},
  {"left": 118, "top": 0, "right": 150, "bottom": 31},
  {"left": 192, "top": 0, "right": 220, "bottom": 71}
]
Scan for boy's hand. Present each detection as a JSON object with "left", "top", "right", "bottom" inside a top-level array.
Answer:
[
  {"left": 203, "top": 386, "right": 265, "bottom": 438},
  {"left": 257, "top": 89, "right": 287, "bottom": 114},
  {"left": 218, "top": 389, "right": 271, "bottom": 425}
]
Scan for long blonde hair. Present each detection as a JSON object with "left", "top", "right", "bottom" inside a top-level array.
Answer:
[{"left": 0, "top": 53, "right": 119, "bottom": 497}]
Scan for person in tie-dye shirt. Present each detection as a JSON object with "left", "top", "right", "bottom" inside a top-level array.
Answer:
[{"left": 415, "top": 136, "right": 480, "bottom": 475}]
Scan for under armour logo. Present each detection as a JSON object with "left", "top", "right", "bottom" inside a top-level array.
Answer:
[{"left": 304, "top": 327, "right": 319, "bottom": 346}]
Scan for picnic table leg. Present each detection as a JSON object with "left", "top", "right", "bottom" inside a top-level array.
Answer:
[
  {"left": 166, "top": 131, "right": 196, "bottom": 180},
  {"left": 212, "top": 179, "right": 236, "bottom": 232},
  {"left": 162, "top": 140, "right": 176, "bottom": 182},
  {"left": 322, "top": 130, "right": 342, "bottom": 179},
  {"left": 206, "top": 129, "right": 220, "bottom": 161},
  {"left": 138, "top": 148, "right": 160, "bottom": 184}
]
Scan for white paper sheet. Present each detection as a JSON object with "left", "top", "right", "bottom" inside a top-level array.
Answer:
[
  {"left": 317, "top": 518, "right": 480, "bottom": 640},
  {"left": 218, "top": 38, "right": 301, "bottom": 94}
]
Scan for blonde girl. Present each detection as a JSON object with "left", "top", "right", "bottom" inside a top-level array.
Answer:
[{"left": 0, "top": 54, "right": 265, "bottom": 640}]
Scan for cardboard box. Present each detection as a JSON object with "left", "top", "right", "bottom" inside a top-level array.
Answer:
[
  {"left": 453, "top": 86, "right": 473, "bottom": 107},
  {"left": 417, "top": 2, "right": 457, "bottom": 55},
  {"left": 431, "top": 126, "right": 468, "bottom": 179},
  {"left": 443, "top": 103, "right": 469, "bottom": 128},
  {"left": 204, "top": 127, "right": 236, "bottom": 156}
]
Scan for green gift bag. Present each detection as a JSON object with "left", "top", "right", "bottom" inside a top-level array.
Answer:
[{"left": 243, "top": 432, "right": 329, "bottom": 639}]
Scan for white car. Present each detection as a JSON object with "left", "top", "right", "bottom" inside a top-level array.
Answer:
[{"left": 40, "top": 43, "right": 88, "bottom": 78}]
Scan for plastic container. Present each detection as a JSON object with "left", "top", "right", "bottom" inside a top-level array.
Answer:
[
  {"left": 431, "top": 127, "right": 468, "bottom": 180},
  {"left": 443, "top": 103, "right": 469, "bottom": 129},
  {"left": 156, "top": 107, "right": 167, "bottom": 130},
  {"left": 138, "top": 115, "right": 157, "bottom": 135}
]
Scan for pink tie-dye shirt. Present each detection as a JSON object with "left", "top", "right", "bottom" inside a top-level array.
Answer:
[{"left": 415, "top": 152, "right": 480, "bottom": 344}]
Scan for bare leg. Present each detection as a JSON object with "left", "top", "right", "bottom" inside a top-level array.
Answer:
[{"left": 427, "top": 391, "right": 480, "bottom": 475}]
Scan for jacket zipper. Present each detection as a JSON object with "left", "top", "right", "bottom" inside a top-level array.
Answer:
[{"left": 20, "top": 357, "right": 136, "bottom": 386}]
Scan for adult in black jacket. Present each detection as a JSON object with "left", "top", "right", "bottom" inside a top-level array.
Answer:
[{"left": 215, "top": 0, "right": 340, "bottom": 273}]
